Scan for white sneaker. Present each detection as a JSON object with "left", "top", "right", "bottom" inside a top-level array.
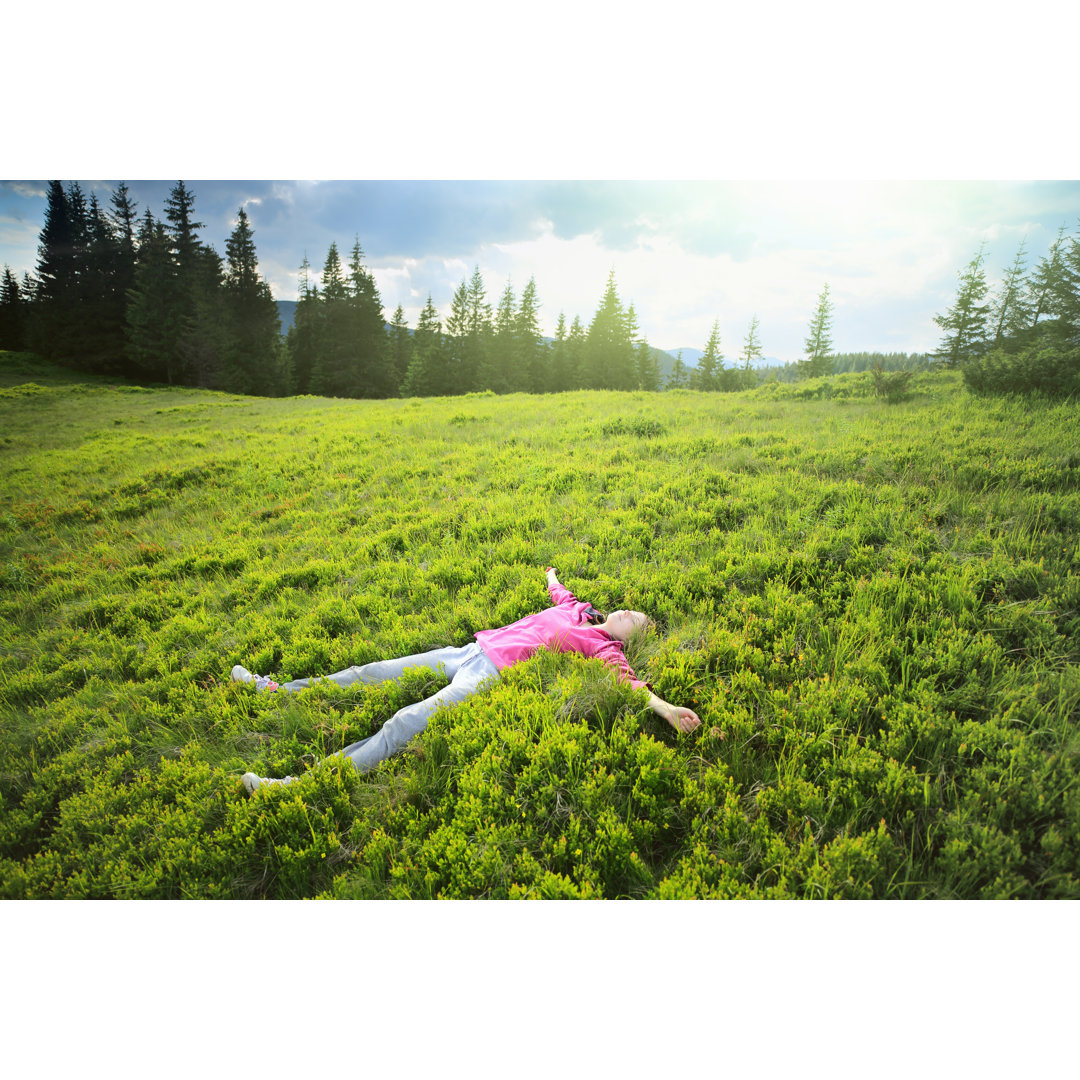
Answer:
[
  {"left": 242, "top": 771, "right": 296, "bottom": 795},
  {"left": 232, "top": 666, "right": 278, "bottom": 692}
]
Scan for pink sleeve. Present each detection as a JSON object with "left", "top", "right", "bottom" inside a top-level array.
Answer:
[
  {"left": 548, "top": 581, "right": 578, "bottom": 607},
  {"left": 607, "top": 650, "right": 649, "bottom": 692}
]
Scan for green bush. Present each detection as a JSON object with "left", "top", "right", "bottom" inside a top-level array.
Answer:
[{"left": 962, "top": 342, "right": 1080, "bottom": 397}]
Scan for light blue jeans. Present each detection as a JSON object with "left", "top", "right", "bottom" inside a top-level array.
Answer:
[{"left": 278, "top": 643, "right": 499, "bottom": 773}]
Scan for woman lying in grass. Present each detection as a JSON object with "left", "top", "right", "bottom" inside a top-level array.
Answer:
[{"left": 235, "top": 566, "right": 701, "bottom": 794}]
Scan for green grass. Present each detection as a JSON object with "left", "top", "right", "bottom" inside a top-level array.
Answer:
[{"left": 1, "top": 351, "right": 1078, "bottom": 898}]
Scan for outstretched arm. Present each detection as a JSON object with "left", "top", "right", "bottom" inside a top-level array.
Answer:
[
  {"left": 545, "top": 566, "right": 560, "bottom": 588},
  {"left": 647, "top": 692, "right": 702, "bottom": 734}
]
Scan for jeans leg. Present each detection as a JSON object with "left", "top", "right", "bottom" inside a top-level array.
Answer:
[
  {"left": 339, "top": 644, "right": 499, "bottom": 773},
  {"left": 278, "top": 645, "right": 471, "bottom": 693}
]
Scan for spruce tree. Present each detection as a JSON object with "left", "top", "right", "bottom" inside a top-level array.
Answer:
[
  {"left": 402, "top": 295, "right": 444, "bottom": 396},
  {"left": 741, "top": 315, "right": 763, "bottom": 368},
  {"left": 492, "top": 280, "right": 516, "bottom": 393},
  {"left": 550, "top": 312, "right": 570, "bottom": 392},
  {"left": 107, "top": 183, "right": 140, "bottom": 375},
  {"left": 310, "top": 242, "right": 350, "bottom": 396},
  {"left": 668, "top": 350, "right": 689, "bottom": 389},
  {"left": 80, "top": 192, "right": 128, "bottom": 373},
  {"left": 697, "top": 321, "right": 723, "bottom": 391},
  {"left": 388, "top": 305, "right": 411, "bottom": 393},
  {"left": 1026, "top": 227, "right": 1073, "bottom": 341},
  {"left": 287, "top": 255, "right": 321, "bottom": 395},
  {"left": 28, "top": 181, "right": 79, "bottom": 360},
  {"left": 345, "top": 238, "right": 392, "bottom": 397},
  {"left": 181, "top": 243, "right": 226, "bottom": 389},
  {"left": 446, "top": 277, "right": 471, "bottom": 393},
  {"left": 1061, "top": 222, "right": 1080, "bottom": 339},
  {"left": 934, "top": 249, "right": 989, "bottom": 367},
  {"left": 221, "top": 207, "right": 286, "bottom": 395},
  {"left": 566, "top": 315, "right": 587, "bottom": 390},
  {"left": 0, "top": 266, "right": 26, "bottom": 350},
  {"left": 800, "top": 284, "right": 835, "bottom": 378},
  {"left": 737, "top": 314, "right": 763, "bottom": 389},
  {"left": 515, "top": 276, "right": 546, "bottom": 392},
  {"left": 159, "top": 181, "right": 222, "bottom": 387},
  {"left": 126, "top": 218, "right": 185, "bottom": 384},
  {"left": 635, "top": 336, "right": 660, "bottom": 391},
  {"left": 466, "top": 265, "right": 494, "bottom": 389},
  {"left": 989, "top": 240, "right": 1032, "bottom": 346},
  {"left": 586, "top": 271, "right": 635, "bottom": 390}
]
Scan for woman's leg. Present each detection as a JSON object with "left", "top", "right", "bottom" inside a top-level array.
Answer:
[
  {"left": 337, "top": 643, "right": 499, "bottom": 773},
  {"left": 241, "top": 644, "right": 498, "bottom": 793},
  {"left": 276, "top": 644, "right": 472, "bottom": 693}
]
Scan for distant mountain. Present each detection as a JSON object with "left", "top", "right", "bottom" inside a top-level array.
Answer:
[
  {"left": 276, "top": 300, "right": 298, "bottom": 334},
  {"left": 664, "top": 346, "right": 785, "bottom": 369},
  {"left": 666, "top": 347, "right": 704, "bottom": 367}
]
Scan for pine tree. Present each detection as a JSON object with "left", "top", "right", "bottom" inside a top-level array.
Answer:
[
  {"left": 934, "top": 249, "right": 989, "bottom": 367},
  {"left": 1026, "top": 227, "right": 1072, "bottom": 340},
  {"left": 79, "top": 191, "right": 128, "bottom": 373},
  {"left": 586, "top": 271, "right": 635, "bottom": 390},
  {"left": 126, "top": 217, "right": 186, "bottom": 384},
  {"left": 989, "top": 240, "right": 1032, "bottom": 346},
  {"left": 465, "top": 265, "right": 494, "bottom": 390},
  {"left": 566, "top": 315, "right": 587, "bottom": 390},
  {"left": 107, "top": 182, "right": 140, "bottom": 375},
  {"left": 800, "top": 284, "right": 835, "bottom": 377},
  {"left": 515, "top": 276, "right": 546, "bottom": 392},
  {"left": 221, "top": 207, "right": 286, "bottom": 395},
  {"left": 109, "top": 182, "right": 139, "bottom": 260},
  {"left": 158, "top": 181, "right": 222, "bottom": 387},
  {"left": 697, "top": 321, "right": 723, "bottom": 390},
  {"left": 287, "top": 254, "right": 321, "bottom": 394},
  {"left": 163, "top": 181, "right": 203, "bottom": 274},
  {"left": 550, "top": 312, "right": 570, "bottom": 392},
  {"left": 0, "top": 266, "right": 26, "bottom": 350},
  {"left": 28, "top": 181, "right": 79, "bottom": 360},
  {"left": 388, "top": 305, "right": 411, "bottom": 392},
  {"left": 345, "top": 238, "right": 392, "bottom": 397},
  {"left": 668, "top": 350, "right": 689, "bottom": 389},
  {"left": 1061, "top": 221, "right": 1080, "bottom": 339},
  {"left": 446, "top": 277, "right": 471, "bottom": 393},
  {"left": 310, "top": 242, "right": 350, "bottom": 396},
  {"left": 741, "top": 315, "right": 763, "bottom": 369},
  {"left": 181, "top": 243, "right": 226, "bottom": 389},
  {"left": 635, "top": 337, "right": 660, "bottom": 391},
  {"left": 734, "top": 314, "right": 763, "bottom": 390},
  {"left": 492, "top": 280, "right": 516, "bottom": 393},
  {"left": 402, "top": 295, "right": 444, "bottom": 396}
]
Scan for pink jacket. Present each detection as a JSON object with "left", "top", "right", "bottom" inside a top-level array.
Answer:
[{"left": 475, "top": 582, "right": 647, "bottom": 691}]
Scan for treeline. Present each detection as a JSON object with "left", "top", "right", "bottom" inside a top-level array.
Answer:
[
  {"left": 934, "top": 224, "right": 1080, "bottom": 395},
  {"left": 0, "top": 180, "right": 809, "bottom": 399},
  {"left": 1, "top": 181, "right": 287, "bottom": 395},
  {"left": 766, "top": 351, "right": 931, "bottom": 384}
]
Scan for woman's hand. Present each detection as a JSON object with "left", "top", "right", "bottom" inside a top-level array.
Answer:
[
  {"left": 668, "top": 706, "right": 702, "bottom": 734},
  {"left": 648, "top": 694, "right": 701, "bottom": 733},
  {"left": 545, "top": 566, "right": 559, "bottom": 586}
]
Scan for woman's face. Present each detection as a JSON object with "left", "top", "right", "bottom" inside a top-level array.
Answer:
[{"left": 605, "top": 609, "right": 648, "bottom": 642}]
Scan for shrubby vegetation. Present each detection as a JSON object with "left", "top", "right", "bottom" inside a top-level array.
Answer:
[
  {"left": 935, "top": 225, "right": 1080, "bottom": 396},
  {"left": 1, "top": 353, "right": 1077, "bottom": 899}
]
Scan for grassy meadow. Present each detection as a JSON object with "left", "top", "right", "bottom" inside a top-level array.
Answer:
[{"left": 1, "top": 349, "right": 1078, "bottom": 899}]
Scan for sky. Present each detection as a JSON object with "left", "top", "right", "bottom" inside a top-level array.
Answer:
[
  {"left": 2, "top": 179, "right": 1077, "bottom": 363},
  {"left": 5, "top": 3, "right": 1078, "bottom": 366}
]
